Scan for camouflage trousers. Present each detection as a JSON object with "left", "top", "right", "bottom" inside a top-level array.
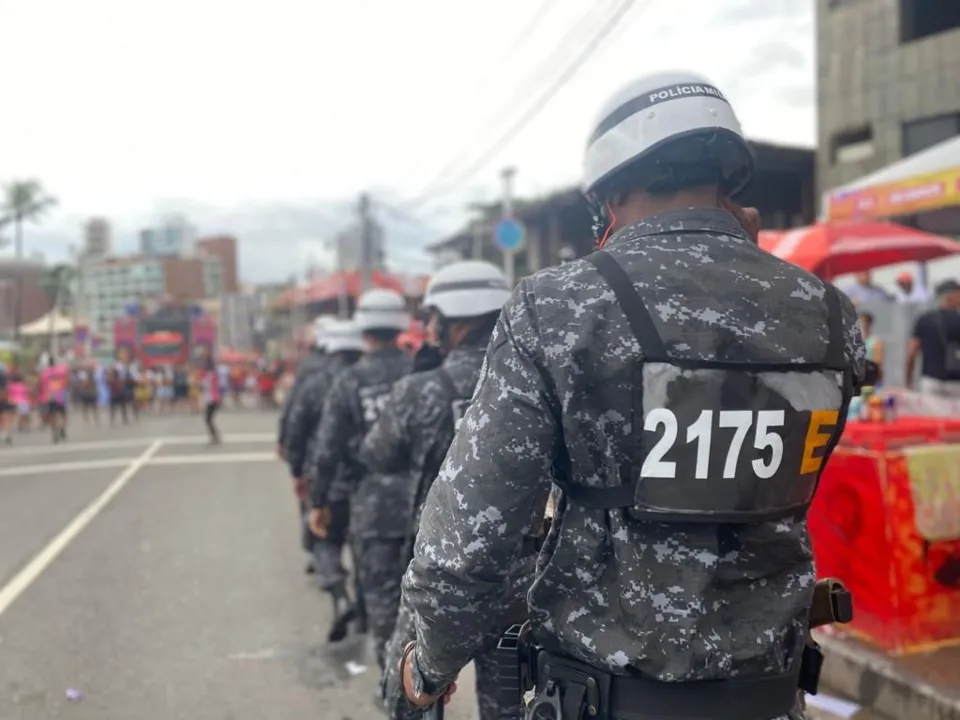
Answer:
[{"left": 354, "top": 537, "right": 405, "bottom": 672}]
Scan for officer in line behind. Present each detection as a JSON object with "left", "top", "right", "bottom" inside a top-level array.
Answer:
[
  {"left": 358, "top": 261, "right": 540, "bottom": 720},
  {"left": 279, "top": 317, "right": 333, "bottom": 574},
  {"left": 311, "top": 288, "right": 414, "bottom": 672},
  {"left": 277, "top": 315, "right": 335, "bottom": 461},
  {"left": 397, "top": 69, "right": 866, "bottom": 720},
  {"left": 284, "top": 319, "right": 366, "bottom": 640}
]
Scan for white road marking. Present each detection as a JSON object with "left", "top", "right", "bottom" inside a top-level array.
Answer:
[
  {"left": 0, "top": 452, "right": 277, "bottom": 478},
  {"left": 0, "top": 458, "right": 137, "bottom": 477},
  {"left": 0, "top": 432, "right": 275, "bottom": 457},
  {"left": 149, "top": 453, "right": 275, "bottom": 465},
  {"left": 0, "top": 439, "right": 163, "bottom": 619}
]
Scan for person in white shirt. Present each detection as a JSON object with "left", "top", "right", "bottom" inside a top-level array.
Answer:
[
  {"left": 843, "top": 271, "right": 892, "bottom": 304},
  {"left": 894, "top": 271, "right": 931, "bottom": 303}
]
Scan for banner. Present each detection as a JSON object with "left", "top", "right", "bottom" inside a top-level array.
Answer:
[
  {"left": 826, "top": 165, "right": 960, "bottom": 221},
  {"left": 904, "top": 445, "right": 960, "bottom": 542}
]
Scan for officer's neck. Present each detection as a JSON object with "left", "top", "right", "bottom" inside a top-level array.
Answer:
[
  {"left": 614, "top": 186, "right": 721, "bottom": 227},
  {"left": 365, "top": 340, "right": 398, "bottom": 353}
]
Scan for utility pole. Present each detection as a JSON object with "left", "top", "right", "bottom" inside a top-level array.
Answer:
[
  {"left": 358, "top": 193, "right": 374, "bottom": 292},
  {"left": 501, "top": 167, "right": 517, "bottom": 287}
]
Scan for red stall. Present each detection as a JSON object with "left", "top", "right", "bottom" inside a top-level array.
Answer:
[{"left": 809, "top": 417, "right": 960, "bottom": 654}]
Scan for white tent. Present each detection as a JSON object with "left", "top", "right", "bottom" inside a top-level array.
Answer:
[
  {"left": 18, "top": 310, "right": 75, "bottom": 337},
  {"left": 823, "top": 135, "right": 960, "bottom": 223}
]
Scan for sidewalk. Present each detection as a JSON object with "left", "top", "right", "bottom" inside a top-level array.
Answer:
[{"left": 816, "top": 630, "right": 960, "bottom": 720}]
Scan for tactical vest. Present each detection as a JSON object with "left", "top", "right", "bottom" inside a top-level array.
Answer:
[
  {"left": 435, "top": 368, "right": 472, "bottom": 433},
  {"left": 558, "top": 250, "right": 854, "bottom": 524},
  {"left": 357, "top": 382, "right": 394, "bottom": 432}
]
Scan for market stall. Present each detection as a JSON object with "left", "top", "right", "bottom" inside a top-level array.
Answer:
[{"left": 809, "top": 411, "right": 960, "bottom": 655}]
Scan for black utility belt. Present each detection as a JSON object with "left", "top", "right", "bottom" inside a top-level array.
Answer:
[{"left": 526, "top": 650, "right": 802, "bottom": 720}]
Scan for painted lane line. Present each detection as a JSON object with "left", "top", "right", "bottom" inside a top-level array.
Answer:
[
  {"left": 0, "top": 458, "right": 138, "bottom": 478},
  {"left": 148, "top": 453, "right": 275, "bottom": 465},
  {"left": 0, "top": 439, "right": 164, "bottom": 619},
  {"left": 0, "top": 432, "right": 275, "bottom": 458}
]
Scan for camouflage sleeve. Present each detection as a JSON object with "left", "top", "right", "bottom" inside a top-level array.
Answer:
[
  {"left": 403, "top": 283, "right": 559, "bottom": 691},
  {"left": 279, "top": 375, "right": 306, "bottom": 449},
  {"left": 311, "top": 376, "right": 356, "bottom": 507},
  {"left": 358, "top": 375, "right": 419, "bottom": 476},
  {"left": 286, "top": 379, "right": 323, "bottom": 479}
]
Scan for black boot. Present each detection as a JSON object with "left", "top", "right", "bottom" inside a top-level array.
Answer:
[{"left": 327, "top": 584, "right": 357, "bottom": 643}]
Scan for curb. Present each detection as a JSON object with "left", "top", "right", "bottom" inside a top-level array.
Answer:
[{"left": 815, "top": 632, "right": 960, "bottom": 720}]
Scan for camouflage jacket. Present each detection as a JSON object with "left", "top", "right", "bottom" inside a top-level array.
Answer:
[
  {"left": 313, "top": 346, "right": 414, "bottom": 538},
  {"left": 403, "top": 209, "right": 866, "bottom": 712},
  {"left": 284, "top": 354, "right": 350, "bottom": 480},
  {"left": 358, "top": 343, "right": 488, "bottom": 529},
  {"left": 277, "top": 351, "right": 327, "bottom": 447}
]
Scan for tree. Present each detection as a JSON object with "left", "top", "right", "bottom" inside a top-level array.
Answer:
[
  {"left": 1, "top": 179, "right": 58, "bottom": 340},
  {"left": 39, "top": 263, "right": 74, "bottom": 356}
]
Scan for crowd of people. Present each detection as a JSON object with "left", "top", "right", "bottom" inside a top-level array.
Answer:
[
  {"left": 0, "top": 354, "right": 290, "bottom": 445},
  {"left": 845, "top": 271, "right": 960, "bottom": 398}
]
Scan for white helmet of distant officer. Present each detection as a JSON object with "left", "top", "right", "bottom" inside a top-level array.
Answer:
[
  {"left": 414, "top": 260, "right": 512, "bottom": 371},
  {"left": 312, "top": 315, "right": 338, "bottom": 352},
  {"left": 322, "top": 319, "right": 367, "bottom": 355},
  {"left": 581, "top": 70, "right": 759, "bottom": 246},
  {"left": 353, "top": 288, "right": 410, "bottom": 355}
]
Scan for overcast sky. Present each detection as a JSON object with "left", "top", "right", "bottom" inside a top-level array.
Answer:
[{"left": 0, "top": 0, "right": 815, "bottom": 281}]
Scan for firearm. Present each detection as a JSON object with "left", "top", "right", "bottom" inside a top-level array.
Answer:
[{"left": 424, "top": 699, "right": 444, "bottom": 720}]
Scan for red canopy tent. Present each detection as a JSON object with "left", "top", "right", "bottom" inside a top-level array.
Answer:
[
  {"left": 758, "top": 221, "right": 960, "bottom": 279},
  {"left": 273, "top": 271, "right": 407, "bottom": 309}
]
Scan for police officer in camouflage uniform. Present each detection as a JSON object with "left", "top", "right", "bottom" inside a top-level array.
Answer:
[
  {"left": 397, "top": 70, "right": 867, "bottom": 720},
  {"left": 312, "top": 288, "right": 414, "bottom": 672},
  {"left": 284, "top": 319, "right": 365, "bottom": 641},
  {"left": 277, "top": 315, "right": 335, "bottom": 460},
  {"left": 358, "top": 261, "right": 525, "bottom": 720},
  {"left": 279, "top": 316, "right": 335, "bottom": 574}
]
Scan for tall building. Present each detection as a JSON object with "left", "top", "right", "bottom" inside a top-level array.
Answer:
[
  {"left": 196, "top": 235, "right": 239, "bottom": 292},
  {"left": 0, "top": 259, "right": 54, "bottom": 333},
  {"left": 139, "top": 215, "right": 197, "bottom": 257},
  {"left": 817, "top": 0, "right": 960, "bottom": 197},
  {"left": 83, "top": 217, "right": 112, "bottom": 257},
  {"left": 83, "top": 255, "right": 223, "bottom": 340}
]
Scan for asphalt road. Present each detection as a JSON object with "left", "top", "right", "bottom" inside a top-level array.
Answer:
[{"left": 0, "top": 409, "right": 877, "bottom": 720}]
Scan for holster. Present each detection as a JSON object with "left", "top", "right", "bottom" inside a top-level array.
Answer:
[{"left": 800, "top": 578, "right": 854, "bottom": 695}]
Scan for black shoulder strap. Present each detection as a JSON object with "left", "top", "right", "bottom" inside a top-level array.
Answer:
[
  {"left": 823, "top": 284, "right": 846, "bottom": 371},
  {"left": 584, "top": 251, "right": 669, "bottom": 361}
]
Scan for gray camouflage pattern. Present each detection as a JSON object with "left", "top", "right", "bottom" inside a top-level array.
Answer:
[
  {"left": 313, "top": 346, "right": 414, "bottom": 538},
  {"left": 283, "top": 354, "right": 349, "bottom": 479},
  {"left": 277, "top": 351, "right": 327, "bottom": 446},
  {"left": 356, "top": 537, "right": 406, "bottom": 671},
  {"left": 360, "top": 340, "right": 533, "bottom": 719},
  {"left": 358, "top": 344, "right": 487, "bottom": 537},
  {"left": 403, "top": 209, "right": 866, "bottom": 720}
]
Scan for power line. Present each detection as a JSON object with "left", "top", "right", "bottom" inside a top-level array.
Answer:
[
  {"left": 407, "top": 0, "right": 642, "bottom": 210},
  {"left": 409, "top": 3, "right": 612, "bottom": 199}
]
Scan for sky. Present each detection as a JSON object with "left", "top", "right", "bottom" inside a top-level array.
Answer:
[{"left": 0, "top": 0, "right": 817, "bottom": 282}]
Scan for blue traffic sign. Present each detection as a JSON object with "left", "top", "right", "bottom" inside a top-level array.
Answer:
[{"left": 494, "top": 218, "right": 526, "bottom": 253}]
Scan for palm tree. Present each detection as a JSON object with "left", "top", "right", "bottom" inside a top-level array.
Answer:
[
  {"left": 39, "top": 263, "right": 74, "bottom": 356},
  {"left": 1, "top": 180, "right": 58, "bottom": 340}
]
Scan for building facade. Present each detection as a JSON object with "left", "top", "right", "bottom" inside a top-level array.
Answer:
[
  {"left": 83, "top": 255, "right": 224, "bottom": 339},
  {"left": 817, "top": 0, "right": 960, "bottom": 197},
  {"left": 139, "top": 215, "right": 197, "bottom": 257},
  {"left": 83, "top": 217, "right": 112, "bottom": 257},
  {"left": 196, "top": 235, "right": 239, "bottom": 292}
]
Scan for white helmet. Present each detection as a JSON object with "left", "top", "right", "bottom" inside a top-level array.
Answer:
[
  {"left": 582, "top": 70, "right": 753, "bottom": 201},
  {"left": 323, "top": 320, "right": 366, "bottom": 354},
  {"left": 423, "top": 261, "right": 511, "bottom": 319},
  {"left": 313, "top": 315, "right": 338, "bottom": 349},
  {"left": 353, "top": 288, "right": 409, "bottom": 332}
]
